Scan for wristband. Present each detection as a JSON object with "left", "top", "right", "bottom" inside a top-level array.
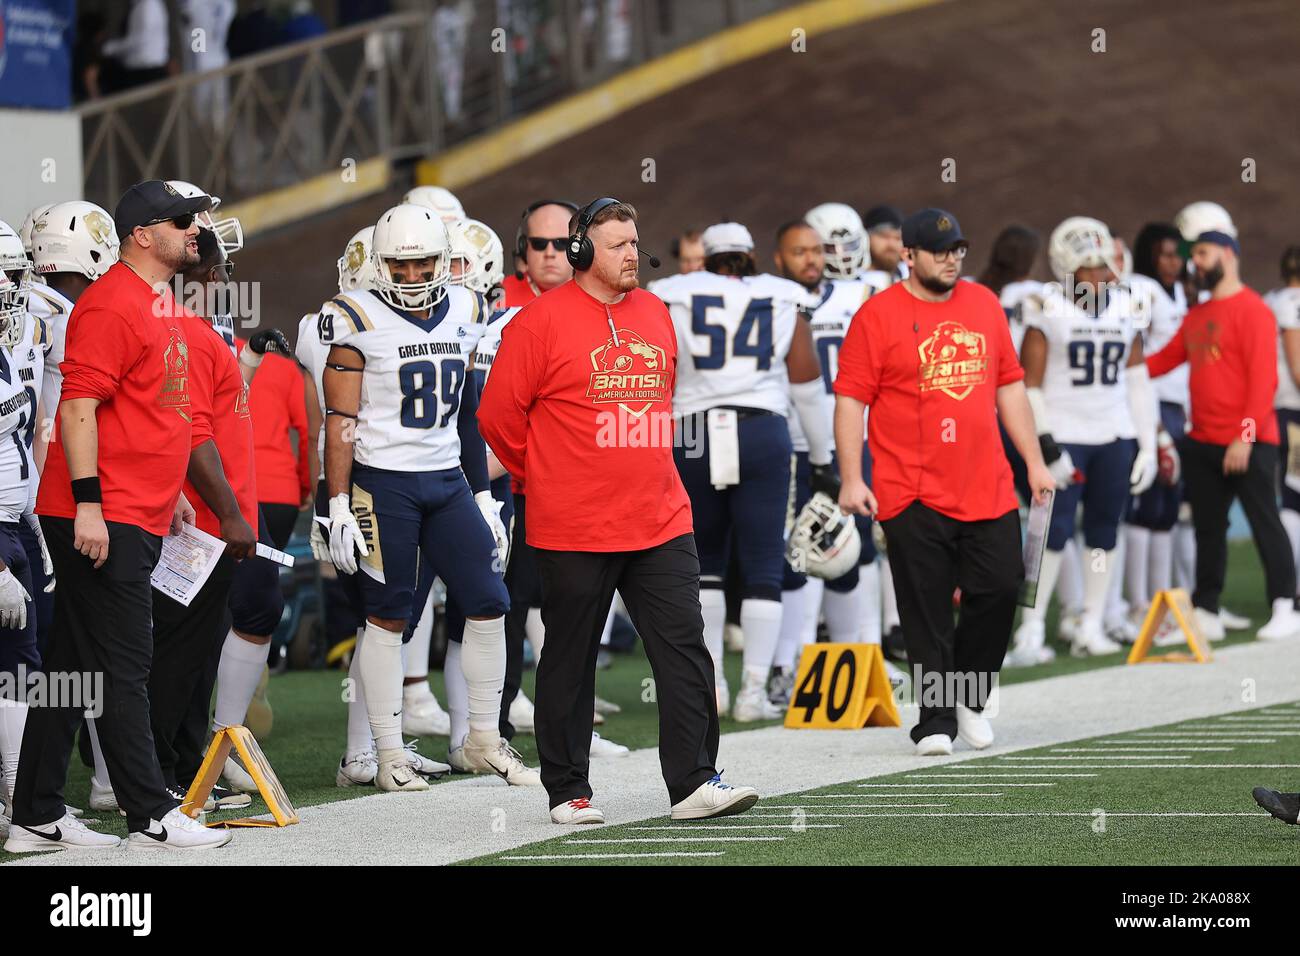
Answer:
[
  {"left": 71, "top": 477, "right": 103, "bottom": 504},
  {"left": 1038, "top": 434, "right": 1062, "bottom": 466},
  {"left": 238, "top": 348, "right": 264, "bottom": 371}
]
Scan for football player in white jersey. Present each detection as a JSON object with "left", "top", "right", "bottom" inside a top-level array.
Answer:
[
  {"left": 1268, "top": 245, "right": 1300, "bottom": 581},
  {"left": 323, "top": 203, "right": 534, "bottom": 790},
  {"left": 18, "top": 204, "right": 56, "bottom": 267},
  {"left": 649, "top": 221, "right": 835, "bottom": 721},
  {"left": 1010, "top": 217, "right": 1160, "bottom": 661},
  {"left": 403, "top": 185, "right": 466, "bottom": 224}
]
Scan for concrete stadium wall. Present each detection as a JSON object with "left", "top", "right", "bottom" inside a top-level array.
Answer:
[{"left": 0, "top": 110, "right": 82, "bottom": 228}]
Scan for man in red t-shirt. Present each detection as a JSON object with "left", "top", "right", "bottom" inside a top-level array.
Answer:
[
  {"left": 9, "top": 181, "right": 230, "bottom": 853},
  {"left": 834, "top": 208, "right": 1053, "bottom": 756},
  {"left": 480, "top": 198, "right": 759, "bottom": 825},
  {"left": 1146, "top": 228, "right": 1300, "bottom": 639},
  {"left": 500, "top": 199, "right": 578, "bottom": 307}
]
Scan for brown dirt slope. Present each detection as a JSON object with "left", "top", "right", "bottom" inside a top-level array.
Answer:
[{"left": 244, "top": 0, "right": 1299, "bottom": 335}]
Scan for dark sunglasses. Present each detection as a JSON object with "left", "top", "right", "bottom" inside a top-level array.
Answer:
[
  {"left": 527, "top": 237, "right": 568, "bottom": 253},
  {"left": 143, "top": 213, "right": 196, "bottom": 231}
]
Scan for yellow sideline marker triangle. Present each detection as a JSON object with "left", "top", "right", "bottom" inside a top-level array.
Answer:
[
  {"left": 1127, "top": 588, "right": 1211, "bottom": 664},
  {"left": 783, "top": 643, "right": 901, "bottom": 729},
  {"left": 183, "top": 725, "right": 299, "bottom": 828}
]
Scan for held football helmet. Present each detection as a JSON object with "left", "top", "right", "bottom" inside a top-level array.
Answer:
[
  {"left": 337, "top": 226, "right": 378, "bottom": 292},
  {"left": 805, "top": 203, "right": 866, "bottom": 279},
  {"left": 167, "top": 180, "right": 244, "bottom": 255},
  {"left": 1173, "top": 201, "right": 1236, "bottom": 243},
  {"left": 403, "top": 186, "right": 466, "bottom": 223},
  {"left": 19, "top": 203, "right": 56, "bottom": 257},
  {"left": 371, "top": 204, "right": 451, "bottom": 311},
  {"left": 446, "top": 218, "right": 505, "bottom": 298},
  {"left": 0, "top": 220, "right": 33, "bottom": 349},
  {"left": 1048, "top": 216, "right": 1117, "bottom": 282},
  {"left": 30, "top": 201, "right": 120, "bottom": 281},
  {"left": 786, "top": 492, "right": 862, "bottom": 581}
]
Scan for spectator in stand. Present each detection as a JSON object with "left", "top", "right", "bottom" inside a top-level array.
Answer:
[
  {"left": 180, "top": 0, "right": 237, "bottom": 128},
  {"left": 246, "top": 347, "right": 312, "bottom": 551},
  {"left": 282, "top": 1, "right": 328, "bottom": 43},
  {"left": 339, "top": 0, "right": 392, "bottom": 24},
  {"left": 670, "top": 229, "right": 705, "bottom": 274},
  {"left": 101, "top": 0, "right": 171, "bottom": 92},
  {"left": 73, "top": 12, "right": 109, "bottom": 101},
  {"left": 228, "top": 1, "right": 282, "bottom": 59}
]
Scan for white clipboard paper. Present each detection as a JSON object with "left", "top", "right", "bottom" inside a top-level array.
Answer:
[
  {"left": 152, "top": 523, "right": 227, "bottom": 607},
  {"left": 1018, "top": 490, "right": 1055, "bottom": 609}
]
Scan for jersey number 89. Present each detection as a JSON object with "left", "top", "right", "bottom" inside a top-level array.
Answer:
[{"left": 399, "top": 359, "right": 464, "bottom": 429}]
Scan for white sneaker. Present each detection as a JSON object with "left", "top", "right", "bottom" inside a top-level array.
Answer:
[
  {"left": 336, "top": 749, "right": 378, "bottom": 787},
  {"left": 1153, "top": 615, "right": 1186, "bottom": 646},
  {"left": 509, "top": 693, "right": 536, "bottom": 733},
  {"left": 4, "top": 812, "right": 121, "bottom": 853},
  {"left": 402, "top": 685, "right": 451, "bottom": 737},
  {"left": 127, "top": 808, "right": 232, "bottom": 851},
  {"left": 593, "top": 695, "right": 622, "bottom": 716},
  {"left": 461, "top": 731, "right": 542, "bottom": 786},
  {"left": 1071, "top": 619, "right": 1122, "bottom": 657},
  {"left": 1219, "top": 606, "right": 1252, "bottom": 631},
  {"left": 589, "top": 731, "right": 629, "bottom": 757},
  {"left": 715, "top": 676, "right": 730, "bottom": 719},
  {"left": 550, "top": 797, "right": 605, "bottom": 825},
  {"left": 1105, "top": 615, "right": 1139, "bottom": 645},
  {"left": 1194, "top": 607, "right": 1226, "bottom": 642},
  {"left": 915, "top": 733, "right": 954, "bottom": 756},
  {"left": 375, "top": 749, "right": 429, "bottom": 792},
  {"left": 1003, "top": 619, "right": 1055, "bottom": 668},
  {"left": 732, "top": 679, "right": 783, "bottom": 722},
  {"left": 956, "top": 704, "right": 994, "bottom": 750},
  {"left": 403, "top": 740, "right": 451, "bottom": 778},
  {"left": 669, "top": 773, "right": 759, "bottom": 820},
  {"left": 1257, "top": 598, "right": 1300, "bottom": 641},
  {"left": 222, "top": 752, "right": 257, "bottom": 793},
  {"left": 1057, "top": 610, "right": 1084, "bottom": 644},
  {"left": 89, "top": 776, "right": 120, "bottom": 813},
  {"left": 724, "top": 622, "right": 745, "bottom": 653}
]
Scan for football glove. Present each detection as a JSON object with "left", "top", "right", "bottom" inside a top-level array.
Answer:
[
  {"left": 475, "top": 491, "right": 509, "bottom": 569},
  {"left": 23, "top": 512, "right": 55, "bottom": 592},
  {"left": 809, "top": 462, "right": 841, "bottom": 499},
  {"left": 1157, "top": 430, "right": 1181, "bottom": 485},
  {"left": 0, "top": 567, "right": 31, "bottom": 630},
  {"left": 309, "top": 518, "right": 331, "bottom": 564},
  {"left": 248, "top": 328, "right": 292, "bottom": 357},
  {"left": 1130, "top": 449, "right": 1158, "bottom": 495},
  {"left": 1046, "top": 448, "right": 1077, "bottom": 490},
  {"left": 328, "top": 494, "right": 368, "bottom": 574}
]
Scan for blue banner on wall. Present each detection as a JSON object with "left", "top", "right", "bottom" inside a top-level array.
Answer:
[{"left": 0, "top": 0, "right": 74, "bottom": 109}]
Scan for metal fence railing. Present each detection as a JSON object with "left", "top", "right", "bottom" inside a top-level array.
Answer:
[{"left": 78, "top": 1, "right": 804, "bottom": 211}]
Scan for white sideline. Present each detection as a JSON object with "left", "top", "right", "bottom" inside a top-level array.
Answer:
[{"left": 10, "top": 637, "right": 1299, "bottom": 867}]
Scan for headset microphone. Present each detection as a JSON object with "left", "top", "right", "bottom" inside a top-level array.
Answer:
[{"left": 640, "top": 248, "right": 661, "bottom": 269}]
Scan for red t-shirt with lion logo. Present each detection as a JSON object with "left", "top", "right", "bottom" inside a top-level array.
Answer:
[
  {"left": 834, "top": 280, "right": 1024, "bottom": 522},
  {"left": 478, "top": 279, "right": 693, "bottom": 552}
]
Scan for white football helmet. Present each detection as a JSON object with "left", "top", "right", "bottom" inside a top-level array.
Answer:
[
  {"left": 371, "top": 204, "right": 451, "bottom": 311},
  {"left": 167, "top": 179, "right": 244, "bottom": 256},
  {"left": 1174, "top": 201, "right": 1236, "bottom": 243},
  {"left": 30, "top": 201, "right": 120, "bottom": 281},
  {"left": 19, "top": 203, "right": 57, "bottom": 258},
  {"left": 786, "top": 492, "right": 862, "bottom": 581},
  {"left": 337, "top": 226, "right": 378, "bottom": 292},
  {"left": 446, "top": 218, "right": 505, "bottom": 298},
  {"left": 0, "top": 220, "right": 33, "bottom": 349},
  {"left": 403, "top": 186, "right": 465, "bottom": 224},
  {"left": 806, "top": 203, "right": 866, "bottom": 279},
  {"left": 1048, "top": 216, "right": 1117, "bottom": 281}
]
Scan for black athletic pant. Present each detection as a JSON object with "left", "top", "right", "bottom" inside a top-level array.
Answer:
[
  {"left": 1180, "top": 438, "right": 1295, "bottom": 611},
  {"left": 535, "top": 533, "right": 718, "bottom": 809},
  {"left": 880, "top": 503, "right": 1022, "bottom": 743},
  {"left": 259, "top": 502, "right": 299, "bottom": 551},
  {"left": 148, "top": 554, "right": 234, "bottom": 788},
  {"left": 500, "top": 492, "right": 541, "bottom": 738},
  {"left": 13, "top": 518, "right": 176, "bottom": 831}
]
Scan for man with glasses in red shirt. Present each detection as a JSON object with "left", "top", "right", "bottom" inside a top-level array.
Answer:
[
  {"left": 501, "top": 200, "right": 578, "bottom": 307},
  {"left": 834, "top": 208, "right": 1054, "bottom": 757}
]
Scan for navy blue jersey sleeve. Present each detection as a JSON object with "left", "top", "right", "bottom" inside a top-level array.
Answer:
[{"left": 457, "top": 377, "right": 489, "bottom": 493}]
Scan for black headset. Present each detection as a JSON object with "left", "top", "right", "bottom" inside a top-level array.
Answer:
[
  {"left": 566, "top": 197, "right": 622, "bottom": 271},
  {"left": 514, "top": 198, "right": 579, "bottom": 263}
]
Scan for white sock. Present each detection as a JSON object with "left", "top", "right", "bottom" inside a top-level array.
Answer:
[
  {"left": 444, "top": 640, "right": 469, "bottom": 750},
  {"left": 1174, "top": 520, "right": 1196, "bottom": 591},
  {"left": 404, "top": 588, "right": 435, "bottom": 680},
  {"left": 800, "top": 577, "right": 825, "bottom": 644},
  {"left": 213, "top": 631, "right": 271, "bottom": 731},
  {"left": 358, "top": 621, "right": 404, "bottom": 752},
  {"left": 1022, "top": 547, "right": 1063, "bottom": 623},
  {"left": 1058, "top": 538, "right": 1085, "bottom": 615},
  {"left": 461, "top": 616, "right": 505, "bottom": 733},
  {"left": 1148, "top": 529, "right": 1174, "bottom": 596},
  {"left": 859, "top": 561, "right": 882, "bottom": 644},
  {"left": 1282, "top": 510, "right": 1300, "bottom": 588},
  {"left": 599, "top": 600, "right": 616, "bottom": 647},
  {"left": 739, "top": 598, "right": 782, "bottom": 685},
  {"left": 774, "top": 585, "right": 807, "bottom": 670},
  {"left": 1083, "top": 548, "right": 1116, "bottom": 628},
  {"left": 346, "top": 626, "right": 372, "bottom": 755},
  {"left": 1124, "top": 525, "right": 1152, "bottom": 612},
  {"left": 526, "top": 606, "right": 545, "bottom": 659},
  {"left": 86, "top": 715, "right": 111, "bottom": 790},
  {"left": 0, "top": 698, "right": 28, "bottom": 803},
  {"left": 880, "top": 558, "right": 900, "bottom": 630},
  {"left": 1104, "top": 532, "right": 1128, "bottom": 626},
  {"left": 822, "top": 582, "right": 863, "bottom": 642},
  {"left": 700, "top": 587, "right": 726, "bottom": 681}
]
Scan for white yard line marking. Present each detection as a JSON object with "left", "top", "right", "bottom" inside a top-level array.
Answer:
[
  {"left": 766, "top": 803, "right": 951, "bottom": 808},
  {"left": 742, "top": 812, "right": 1265, "bottom": 819},
  {"left": 1052, "top": 748, "right": 1233, "bottom": 753},
  {"left": 503, "top": 852, "right": 726, "bottom": 860},
  {"left": 627, "top": 824, "right": 842, "bottom": 831},
  {"left": 562, "top": 836, "right": 784, "bottom": 843},
  {"left": 857, "top": 782, "right": 1055, "bottom": 788},
  {"left": 908, "top": 773, "right": 1098, "bottom": 778},
  {"left": 1003, "top": 755, "right": 1189, "bottom": 760},
  {"left": 800, "top": 793, "right": 1005, "bottom": 798},
  {"left": 974, "top": 763, "right": 1300, "bottom": 769}
]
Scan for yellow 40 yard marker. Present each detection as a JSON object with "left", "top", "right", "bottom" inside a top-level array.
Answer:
[{"left": 783, "top": 643, "right": 901, "bottom": 729}]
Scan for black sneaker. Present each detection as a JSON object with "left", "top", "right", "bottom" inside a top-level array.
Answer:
[
  {"left": 767, "top": 667, "right": 795, "bottom": 708},
  {"left": 209, "top": 785, "right": 253, "bottom": 811},
  {"left": 883, "top": 625, "right": 908, "bottom": 664},
  {"left": 1252, "top": 787, "right": 1300, "bottom": 824}
]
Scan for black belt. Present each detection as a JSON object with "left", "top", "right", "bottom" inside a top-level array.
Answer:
[{"left": 684, "top": 406, "right": 777, "bottom": 422}]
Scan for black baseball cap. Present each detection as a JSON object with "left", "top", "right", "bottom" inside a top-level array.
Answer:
[
  {"left": 901, "top": 207, "right": 966, "bottom": 253},
  {"left": 113, "top": 180, "right": 212, "bottom": 240},
  {"left": 863, "top": 204, "right": 904, "bottom": 232}
]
